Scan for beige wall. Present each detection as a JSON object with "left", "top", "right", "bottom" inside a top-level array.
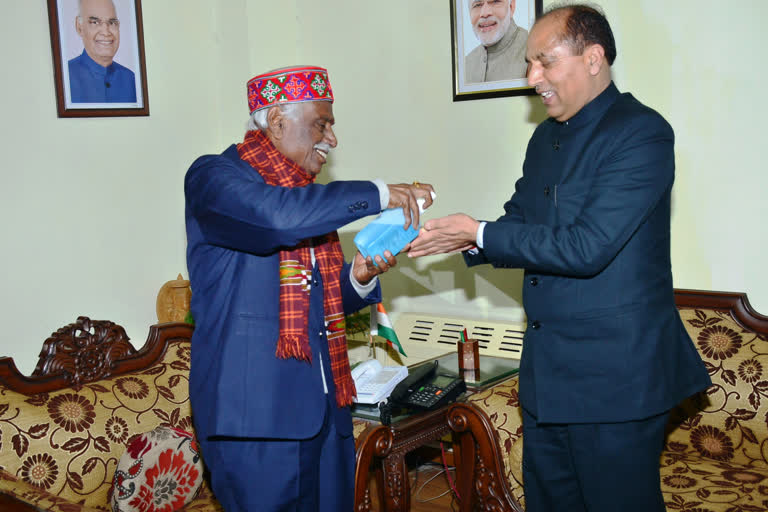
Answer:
[
  {"left": 0, "top": 1, "right": 226, "bottom": 373},
  {"left": 1, "top": 0, "right": 765, "bottom": 373}
]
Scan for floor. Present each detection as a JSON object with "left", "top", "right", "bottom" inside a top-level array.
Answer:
[
  {"left": 367, "top": 457, "right": 460, "bottom": 511},
  {"left": 408, "top": 462, "right": 460, "bottom": 511}
]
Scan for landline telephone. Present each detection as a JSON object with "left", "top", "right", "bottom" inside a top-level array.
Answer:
[
  {"left": 352, "top": 359, "right": 408, "bottom": 404},
  {"left": 352, "top": 359, "right": 468, "bottom": 425},
  {"left": 388, "top": 360, "right": 466, "bottom": 412}
]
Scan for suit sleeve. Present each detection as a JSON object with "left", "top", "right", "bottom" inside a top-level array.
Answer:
[
  {"left": 185, "top": 153, "right": 381, "bottom": 255},
  {"left": 340, "top": 263, "right": 382, "bottom": 314},
  {"left": 481, "top": 114, "right": 675, "bottom": 276}
]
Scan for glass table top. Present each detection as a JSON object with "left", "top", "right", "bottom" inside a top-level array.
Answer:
[{"left": 431, "top": 353, "right": 520, "bottom": 388}]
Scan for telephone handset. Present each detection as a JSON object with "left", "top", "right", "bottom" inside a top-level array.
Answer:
[
  {"left": 389, "top": 360, "right": 438, "bottom": 402},
  {"left": 352, "top": 359, "right": 408, "bottom": 404}
]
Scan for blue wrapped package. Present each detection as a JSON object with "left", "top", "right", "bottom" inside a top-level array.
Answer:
[{"left": 354, "top": 193, "right": 435, "bottom": 263}]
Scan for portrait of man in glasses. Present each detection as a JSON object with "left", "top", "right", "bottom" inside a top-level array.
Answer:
[{"left": 67, "top": 0, "right": 136, "bottom": 103}]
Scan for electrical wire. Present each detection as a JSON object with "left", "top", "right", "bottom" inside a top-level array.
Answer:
[
  {"left": 412, "top": 464, "right": 455, "bottom": 502},
  {"left": 441, "top": 440, "right": 461, "bottom": 500},
  {"left": 409, "top": 442, "right": 463, "bottom": 510}
]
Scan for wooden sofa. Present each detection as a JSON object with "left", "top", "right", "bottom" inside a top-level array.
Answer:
[
  {"left": 0, "top": 316, "right": 381, "bottom": 511},
  {"left": 445, "top": 289, "right": 768, "bottom": 511},
  {"left": 0, "top": 317, "right": 223, "bottom": 511}
]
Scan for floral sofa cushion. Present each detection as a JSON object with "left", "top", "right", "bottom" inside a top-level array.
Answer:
[
  {"left": 462, "top": 301, "right": 768, "bottom": 512},
  {"left": 661, "top": 307, "right": 768, "bottom": 512},
  {"left": 465, "top": 376, "right": 525, "bottom": 510},
  {"left": 0, "top": 340, "right": 208, "bottom": 511},
  {"left": 110, "top": 426, "right": 203, "bottom": 512}
]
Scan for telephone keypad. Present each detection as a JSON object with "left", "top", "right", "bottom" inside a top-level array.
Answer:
[{"left": 405, "top": 379, "right": 461, "bottom": 408}]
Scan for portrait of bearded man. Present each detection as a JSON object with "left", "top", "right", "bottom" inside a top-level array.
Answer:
[{"left": 464, "top": 0, "right": 529, "bottom": 83}]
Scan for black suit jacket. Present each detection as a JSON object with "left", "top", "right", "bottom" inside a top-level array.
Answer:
[{"left": 466, "top": 83, "right": 711, "bottom": 423}]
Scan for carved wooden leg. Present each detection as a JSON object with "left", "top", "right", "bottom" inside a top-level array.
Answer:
[
  {"left": 452, "top": 429, "right": 476, "bottom": 512},
  {"left": 382, "top": 451, "right": 409, "bottom": 512}
]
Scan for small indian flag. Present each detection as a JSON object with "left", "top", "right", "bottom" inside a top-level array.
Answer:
[{"left": 370, "top": 303, "right": 407, "bottom": 356}]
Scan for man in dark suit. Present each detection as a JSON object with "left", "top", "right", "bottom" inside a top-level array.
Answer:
[
  {"left": 185, "top": 65, "right": 434, "bottom": 511},
  {"left": 410, "top": 5, "right": 711, "bottom": 511}
]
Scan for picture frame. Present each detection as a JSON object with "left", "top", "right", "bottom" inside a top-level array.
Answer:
[
  {"left": 451, "top": 0, "right": 543, "bottom": 101},
  {"left": 46, "top": 0, "right": 149, "bottom": 118}
]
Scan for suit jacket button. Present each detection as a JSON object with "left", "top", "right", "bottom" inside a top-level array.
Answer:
[
  {"left": 348, "top": 205, "right": 354, "bottom": 212},
  {"left": 531, "top": 321, "right": 541, "bottom": 330},
  {"left": 544, "top": 186, "right": 550, "bottom": 196},
  {"left": 530, "top": 277, "right": 539, "bottom": 286}
]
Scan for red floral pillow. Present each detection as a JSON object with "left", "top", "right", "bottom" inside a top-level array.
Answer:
[{"left": 110, "top": 426, "right": 203, "bottom": 512}]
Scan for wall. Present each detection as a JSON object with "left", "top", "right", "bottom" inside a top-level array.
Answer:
[
  {"left": 254, "top": 0, "right": 768, "bottom": 319},
  {"left": 251, "top": 0, "right": 538, "bottom": 323},
  {"left": 0, "top": 0, "right": 236, "bottom": 373},
  {"left": 612, "top": 1, "right": 768, "bottom": 311},
  {"left": 0, "top": 0, "right": 765, "bottom": 373}
]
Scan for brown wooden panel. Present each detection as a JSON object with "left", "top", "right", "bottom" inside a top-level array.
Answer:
[
  {"left": 0, "top": 493, "right": 41, "bottom": 511},
  {"left": 0, "top": 318, "right": 193, "bottom": 395},
  {"left": 674, "top": 288, "right": 768, "bottom": 333}
]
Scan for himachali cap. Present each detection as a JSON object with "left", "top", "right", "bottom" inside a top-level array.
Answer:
[{"left": 247, "top": 65, "right": 334, "bottom": 114}]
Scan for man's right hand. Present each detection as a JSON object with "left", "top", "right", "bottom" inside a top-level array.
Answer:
[
  {"left": 386, "top": 182, "right": 436, "bottom": 229},
  {"left": 409, "top": 213, "right": 480, "bottom": 257}
]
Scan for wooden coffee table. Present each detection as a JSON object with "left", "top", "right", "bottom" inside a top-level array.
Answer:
[{"left": 353, "top": 354, "right": 519, "bottom": 511}]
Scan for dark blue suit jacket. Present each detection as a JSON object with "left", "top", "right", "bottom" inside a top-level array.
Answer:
[
  {"left": 185, "top": 145, "right": 382, "bottom": 440},
  {"left": 466, "top": 83, "right": 711, "bottom": 423}
]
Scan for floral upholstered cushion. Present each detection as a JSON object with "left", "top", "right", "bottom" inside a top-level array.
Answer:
[
  {"left": 110, "top": 426, "right": 202, "bottom": 512},
  {"left": 0, "top": 471, "right": 220, "bottom": 512},
  {"left": 465, "top": 305, "right": 768, "bottom": 512},
  {"left": 465, "top": 375, "right": 525, "bottom": 510},
  {"left": 352, "top": 417, "right": 372, "bottom": 440},
  {"left": 0, "top": 340, "right": 200, "bottom": 511},
  {"left": 660, "top": 307, "right": 768, "bottom": 512}
]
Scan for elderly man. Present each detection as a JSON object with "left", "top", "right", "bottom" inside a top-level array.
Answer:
[
  {"left": 185, "top": 65, "right": 433, "bottom": 511},
  {"left": 68, "top": 0, "right": 136, "bottom": 103},
  {"left": 412, "top": 5, "right": 710, "bottom": 511},
  {"left": 465, "top": 0, "right": 528, "bottom": 83}
]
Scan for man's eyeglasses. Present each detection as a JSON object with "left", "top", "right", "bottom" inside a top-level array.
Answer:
[{"left": 83, "top": 16, "right": 120, "bottom": 29}]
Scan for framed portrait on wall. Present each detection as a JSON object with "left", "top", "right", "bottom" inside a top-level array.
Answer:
[
  {"left": 46, "top": 0, "right": 149, "bottom": 117},
  {"left": 451, "top": 0, "right": 543, "bottom": 101}
]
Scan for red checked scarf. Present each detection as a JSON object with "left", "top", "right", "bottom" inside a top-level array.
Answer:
[{"left": 237, "top": 129, "right": 355, "bottom": 407}]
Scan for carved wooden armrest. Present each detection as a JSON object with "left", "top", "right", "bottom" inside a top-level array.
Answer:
[
  {"left": 354, "top": 424, "right": 393, "bottom": 512},
  {"left": 447, "top": 402, "right": 524, "bottom": 512}
]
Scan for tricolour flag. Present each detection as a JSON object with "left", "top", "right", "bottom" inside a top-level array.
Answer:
[{"left": 370, "top": 303, "right": 407, "bottom": 356}]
